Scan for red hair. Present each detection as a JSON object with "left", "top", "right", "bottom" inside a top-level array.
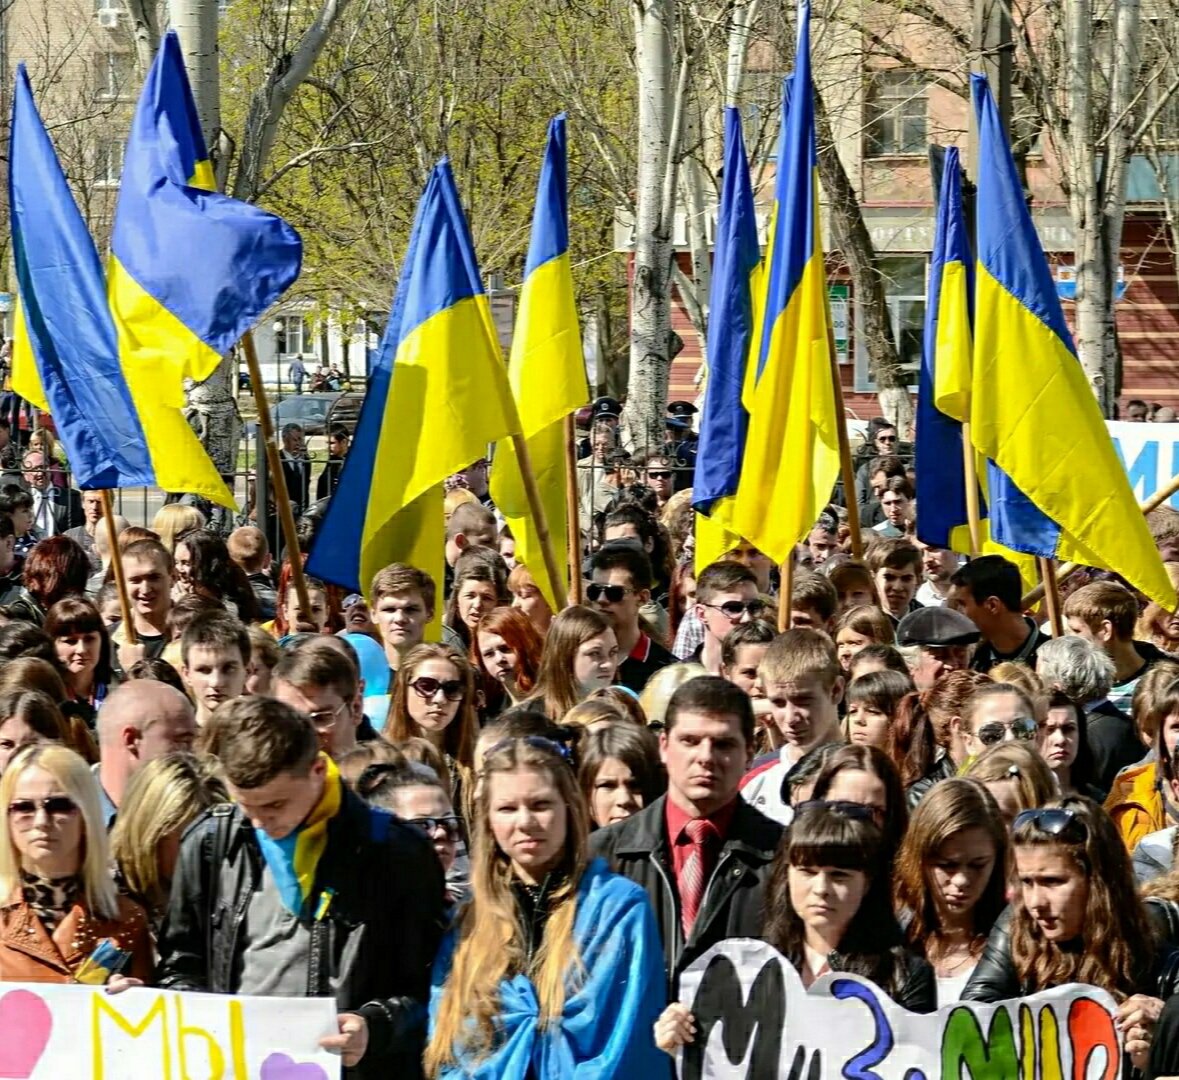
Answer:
[
  {"left": 469, "top": 605, "right": 543, "bottom": 711},
  {"left": 22, "top": 536, "right": 91, "bottom": 610}
]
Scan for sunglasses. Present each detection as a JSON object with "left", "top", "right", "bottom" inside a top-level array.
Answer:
[
  {"left": 307, "top": 701, "right": 348, "bottom": 731},
  {"left": 795, "top": 799, "right": 884, "bottom": 825},
  {"left": 8, "top": 796, "right": 79, "bottom": 821},
  {"left": 646, "top": 470, "right": 672, "bottom": 480},
  {"left": 404, "top": 815, "right": 464, "bottom": 842},
  {"left": 1012, "top": 807, "right": 1088, "bottom": 843},
  {"left": 703, "top": 599, "right": 766, "bottom": 619},
  {"left": 975, "top": 716, "right": 1038, "bottom": 746},
  {"left": 410, "top": 676, "right": 465, "bottom": 702},
  {"left": 586, "top": 583, "right": 634, "bottom": 604}
]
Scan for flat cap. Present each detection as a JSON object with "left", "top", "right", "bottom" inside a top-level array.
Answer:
[{"left": 896, "top": 605, "right": 980, "bottom": 647}]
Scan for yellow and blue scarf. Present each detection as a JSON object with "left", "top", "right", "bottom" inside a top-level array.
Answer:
[{"left": 254, "top": 754, "right": 342, "bottom": 916}]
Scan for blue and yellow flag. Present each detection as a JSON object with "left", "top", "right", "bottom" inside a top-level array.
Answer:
[
  {"left": 490, "top": 115, "right": 588, "bottom": 608},
  {"left": 8, "top": 66, "right": 229, "bottom": 503},
  {"left": 307, "top": 160, "right": 522, "bottom": 610},
  {"left": 109, "top": 31, "right": 301, "bottom": 392},
  {"left": 733, "top": 0, "right": 838, "bottom": 564},
  {"left": 971, "top": 74, "right": 1175, "bottom": 607},
  {"left": 693, "top": 107, "right": 762, "bottom": 573}
]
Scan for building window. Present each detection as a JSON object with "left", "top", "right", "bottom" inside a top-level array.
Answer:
[
  {"left": 93, "top": 137, "right": 124, "bottom": 187},
  {"left": 739, "top": 71, "right": 788, "bottom": 163},
  {"left": 864, "top": 71, "right": 927, "bottom": 157},
  {"left": 853, "top": 256, "right": 927, "bottom": 391},
  {"left": 94, "top": 51, "right": 133, "bottom": 101},
  {"left": 275, "top": 314, "right": 314, "bottom": 356}
]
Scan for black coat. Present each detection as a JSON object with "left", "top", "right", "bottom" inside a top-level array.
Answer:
[
  {"left": 588, "top": 794, "right": 783, "bottom": 989},
  {"left": 156, "top": 784, "right": 446, "bottom": 1079},
  {"left": 1086, "top": 699, "right": 1147, "bottom": 793}
]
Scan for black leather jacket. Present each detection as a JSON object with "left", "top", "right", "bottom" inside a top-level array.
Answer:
[
  {"left": 906, "top": 755, "right": 957, "bottom": 809},
  {"left": 589, "top": 794, "right": 783, "bottom": 988},
  {"left": 962, "top": 907, "right": 1179, "bottom": 1004},
  {"left": 817, "top": 945, "right": 937, "bottom": 1014},
  {"left": 156, "top": 785, "right": 445, "bottom": 1079}
]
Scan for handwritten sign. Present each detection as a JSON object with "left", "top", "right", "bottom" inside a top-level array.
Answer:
[
  {"left": 676, "top": 940, "right": 1122, "bottom": 1080},
  {"left": 0, "top": 983, "right": 338, "bottom": 1078},
  {"left": 1108, "top": 420, "right": 1179, "bottom": 509}
]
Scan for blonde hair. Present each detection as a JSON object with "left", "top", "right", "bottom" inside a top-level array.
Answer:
[
  {"left": 425, "top": 738, "right": 588, "bottom": 1074},
  {"left": 964, "top": 741, "right": 1057, "bottom": 813},
  {"left": 0, "top": 744, "right": 118, "bottom": 919},
  {"left": 561, "top": 699, "right": 623, "bottom": 731},
  {"left": 638, "top": 662, "right": 708, "bottom": 728},
  {"left": 987, "top": 664, "right": 1047, "bottom": 721},
  {"left": 444, "top": 488, "right": 479, "bottom": 524},
  {"left": 109, "top": 753, "right": 226, "bottom": 915},
  {"left": 151, "top": 504, "right": 206, "bottom": 554}
]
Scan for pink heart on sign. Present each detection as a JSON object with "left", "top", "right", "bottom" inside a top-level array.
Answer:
[
  {"left": 259, "top": 1053, "right": 329, "bottom": 1080},
  {"left": 0, "top": 989, "right": 52, "bottom": 1078}
]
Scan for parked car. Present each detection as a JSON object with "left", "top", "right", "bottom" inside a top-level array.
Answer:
[{"left": 246, "top": 392, "right": 343, "bottom": 438}]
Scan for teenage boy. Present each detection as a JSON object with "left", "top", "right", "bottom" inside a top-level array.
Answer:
[
  {"left": 371, "top": 563, "right": 436, "bottom": 680},
  {"left": 721, "top": 619, "right": 776, "bottom": 741},
  {"left": 227, "top": 525, "right": 276, "bottom": 622},
  {"left": 1063, "top": 580, "right": 1171, "bottom": 714},
  {"left": 112, "top": 538, "right": 174, "bottom": 673},
  {"left": 180, "top": 612, "right": 250, "bottom": 726},
  {"left": 272, "top": 637, "right": 367, "bottom": 760},
  {"left": 157, "top": 697, "right": 444, "bottom": 1077},
  {"left": 949, "top": 554, "right": 1048, "bottom": 673},
  {"left": 740, "top": 628, "right": 844, "bottom": 824},
  {"left": 589, "top": 543, "right": 675, "bottom": 692},
  {"left": 589, "top": 676, "right": 782, "bottom": 983},
  {"left": 789, "top": 572, "right": 839, "bottom": 633},
  {"left": 866, "top": 538, "right": 923, "bottom": 624},
  {"left": 691, "top": 561, "right": 763, "bottom": 674}
]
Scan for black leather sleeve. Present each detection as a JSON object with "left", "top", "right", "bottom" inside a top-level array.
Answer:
[
  {"left": 960, "top": 908, "right": 1019, "bottom": 1003},
  {"left": 155, "top": 812, "right": 220, "bottom": 991}
]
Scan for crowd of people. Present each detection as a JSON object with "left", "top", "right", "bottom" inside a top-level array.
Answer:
[{"left": 3, "top": 398, "right": 1179, "bottom": 1076}]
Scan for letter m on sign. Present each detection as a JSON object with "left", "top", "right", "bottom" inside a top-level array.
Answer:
[
  {"left": 681, "top": 953, "right": 784, "bottom": 1080},
  {"left": 940, "top": 1005, "right": 1019, "bottom": 1079},
  {"left": 92, "top": 994, "right": 171, "bottom": 1080}
]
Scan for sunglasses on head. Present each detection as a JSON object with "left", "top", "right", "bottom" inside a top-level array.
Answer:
[
  {"left": 1012, "top": 807, "right": 1088, "bottom": 843},
  {"left": 8, "top": 796, "right": 78, "bottom": 820},
  {"left": 794, "top": 799, "right": 883, "bottom": 825},
  {"left": 975, "top": 716, "right": 1038, "bottom": 746},
  {"left": 404, "top": 815, "right": 464, "bottom": 842},
  {"left": 586, "top": 583, "right": 634, "bottom": 604},
  {"left": 409, "top": 676, "right": 465, "bottom": 702},
  {"left": 704, "top": 599, "right": 766, "bottom": 619}
]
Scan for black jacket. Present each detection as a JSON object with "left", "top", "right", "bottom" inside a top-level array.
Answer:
[
  {"left": 588, "top": 794, "right": 783, "bottom": 988},
  {"left": 962, "top": 907, "right": 1179, "bottom": 1004},
  {"left": 1086, "top": 698, "right": 1146, "bottom": 794},
  {"left": 906, "top": 754, "right": 957, "bottom": 809},
  {"left": 156, "top": 785, "right": 446, "bottom": 1079},
  {"left": 817, "top": 944, "right": 936, "bottom": 1014}
]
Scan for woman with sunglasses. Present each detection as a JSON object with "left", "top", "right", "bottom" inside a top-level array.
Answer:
[
  {"left": 964, "top": 742, "right": 1057, "bottom": 828},
  {"left": 473, "top": 607, "right": 543, "bottom": 719},
  {"left": 894, "top": 778, "right": 1008, "bottom": 1004},
  {"left": 524, "top": 606, "right": 619, "bottom": 722},
  {"left": 960, "top": 682, "right": 1040, "bottom": 761},
  {"left": 963, "top": 798, "right": 1179, "bottom": 1071},
  {"left": 808, "top": 744, "right": 909, "bottom": 861},
  {"left": 905, "top": 670, "right": 994, "bottom": 807},
  {"left": 0, "top": 743, "right": 153, "bottom": 984},
  {"left": 655, "top": 804, "right": 934, "bottom": 1056},
  {"left": 426, "top": 736, "right": 665, "bottom": 1077},
  {"left": 385, "top": 644, "right": 479, "bottom": 815}
]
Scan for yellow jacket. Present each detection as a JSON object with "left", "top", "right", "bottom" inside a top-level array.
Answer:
[{"left": 1105, "top": 760, "right": 1163, "bottom": 852}]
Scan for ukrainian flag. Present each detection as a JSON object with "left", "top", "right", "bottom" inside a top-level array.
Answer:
[
  {"left": 108, "top": 31, "right": 302, "bottom": 393},
  {"left": 307, "top": 160, "right": 522, "bottom": 612},
  {"left": 733, "top": 0, "right": 839, "bottom": 564},
  {"left": 8, "top": 66, "right": 230, "bottom": 504},
  {"left": 693, "top": 107, "right": 762, "bottom": 573},
  {"left": 490, "top": 115, "right": 588, "bottom": 608},
  {"left": 971, "top": 74, "right": 1175, "bottom": 607}
]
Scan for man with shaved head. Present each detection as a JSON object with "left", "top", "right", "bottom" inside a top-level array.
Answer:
[{"left": 95, "top": 679, "right": 198, "bottom": 826}]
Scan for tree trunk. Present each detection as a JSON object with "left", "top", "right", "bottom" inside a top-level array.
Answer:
[
  {"left": 623, "top": 0, "right": 679, "bottom": 451},
  {"left": 124, "top": 0, "right": 162, "bottom": 76},
  {"left": 813, "top": 86, "right": 911, "bottom": 432}
]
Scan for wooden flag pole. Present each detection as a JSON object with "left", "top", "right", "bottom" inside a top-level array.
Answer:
[
  {"left": 101, "top": 490, "right": 136, "bottom": 645},
  {"left": 827, "top": 338, "right": 862, "bottom": 559},
  {"left": 962, "top": 422, "right": 983, "bottom": 557},
  {"left": 778, "top": 553, "right": 794, "bottom": 632},
  {"left": 242, "top": 331, "right": 313, "bottom": 621},
  {"left": 1038, "top": 557, "right": 1064, "bottom": 637},
  {"left": 1021, "top": 467, "right": 1179, "bottom": 608},
  {"left": 510, "top": 431, "right": 568, "bottom": 611},
  {"left": 564, "top": 414, "right": 583, "bottom": 606}
]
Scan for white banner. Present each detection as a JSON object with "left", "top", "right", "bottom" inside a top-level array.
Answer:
[
  {"left": 0, "top": 983, "right": 339, "bottom": 1079},
  {"left": 676, "top": 940, "right": 1122, "bottom": 1080},
  {"left": 1108, "top": 420, "right": 1179, "bottom": 509}
]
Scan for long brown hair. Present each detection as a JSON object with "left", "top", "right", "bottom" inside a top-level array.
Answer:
[
  {"left": 922, "top": 669, "right": 993, "bottom": 751},
  {"left": 525, "top": 606, "right": 614, "bottom": 721},
  {"left": 425, "top": 737, "right": 589, "bottom": 1074},
  {"left": 893, "top": 778, "right": 1007, "bottom": 954},
  {"left": 1009, "top": 796, "right": 1155, "bottom": 1000},
  {"left": 385, "top": 644, "right": 479, "bottom": 774}
]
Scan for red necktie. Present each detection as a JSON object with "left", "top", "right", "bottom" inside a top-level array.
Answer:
[{"left": 680, "top": 817, "right": 718, "bottom": 938}]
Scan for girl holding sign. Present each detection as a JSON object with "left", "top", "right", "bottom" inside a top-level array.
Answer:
[
  {"left": 893, "top": 778, "right": 1008, "bottom": 1004},
  {"left": 654, "top": 804, "right": 935, "bottom": 1055},
  {"left": 425, "top": 735, "right": 665, "bottom": 1078},
  {"left": 962, "top": 797, "right": 1179, "bottom": 1070}
]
